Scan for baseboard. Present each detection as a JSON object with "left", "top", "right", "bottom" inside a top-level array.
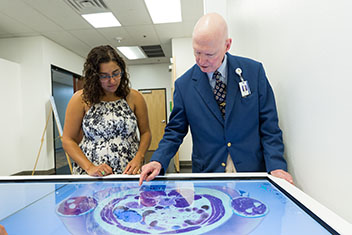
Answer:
[
  {"left": 12, "top": 168, "right": 56, "bottom": 176},
  {"left": 179, "top": 160, "right": 192, "bottom": 167}
]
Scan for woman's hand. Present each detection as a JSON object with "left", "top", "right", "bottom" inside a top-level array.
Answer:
[
  {"left": 123, "top": 154, "right": 144, "bottom": 175},
  {"left": 86, "top": 163, "right": 113, "bottom": 177}
]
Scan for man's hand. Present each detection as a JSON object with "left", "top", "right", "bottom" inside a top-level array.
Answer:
[
  {"left": 270, "top": 169, "right": 294, "bottom": 184},
  {"left": 139, "top": 161, "right": 162, "bottom": 186}
]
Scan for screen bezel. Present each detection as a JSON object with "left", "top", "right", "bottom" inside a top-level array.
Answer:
[{"left": 0, "top": 175, "right": 339, "bottom": 234}]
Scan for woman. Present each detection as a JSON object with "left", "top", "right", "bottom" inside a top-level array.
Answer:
[{"left": 62, "top": 45, "right": 151, "bottom": 176}]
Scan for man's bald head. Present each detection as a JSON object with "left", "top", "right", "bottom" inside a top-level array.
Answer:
[
  {"left": 192, "top": 13, "right": 232, "bottom": 73},
  {"left": 192, "top": 13, "right": 229, "bottom": 44}
]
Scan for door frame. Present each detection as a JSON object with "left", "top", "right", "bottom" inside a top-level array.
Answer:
[{"left": 51, "top": 65, "right": 81, "bottom": 174}]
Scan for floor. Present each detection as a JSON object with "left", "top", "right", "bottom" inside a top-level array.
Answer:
[
  {"left": 54, "top": 150, "right": 192, "bottom": 175},
  {"left": 55, "top": 150, "right": 72, "bottom": 174}
]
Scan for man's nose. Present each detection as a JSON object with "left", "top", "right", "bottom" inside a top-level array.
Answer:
[{"left": 197, "top": 54, "right": 206, "bottom": 65}]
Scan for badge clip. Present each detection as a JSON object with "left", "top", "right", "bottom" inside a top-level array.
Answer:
[{"left": 235, "top": 68, "right": 251, "bottom": 97}]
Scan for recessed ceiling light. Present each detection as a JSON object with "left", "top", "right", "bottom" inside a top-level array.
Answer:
[
  {"left": 117, "top": 46, "right": 147, "bottom": 60},
  {"left": 81, "top": 12, "right": 121, "bottom": 28},
  {"left": 115, "top": 37, "right": 123, "bottom": 43},
  {"left": 144, "top": 0, "right": 182, "bottom": 24}
]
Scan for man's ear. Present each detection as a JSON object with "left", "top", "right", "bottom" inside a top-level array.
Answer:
[{"left": 225, "top": 38, "right": 232, "bottom": 51}]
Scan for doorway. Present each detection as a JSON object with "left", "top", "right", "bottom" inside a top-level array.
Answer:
[{"left": 51, "top": 65, "right": 81, "bottom": 174}]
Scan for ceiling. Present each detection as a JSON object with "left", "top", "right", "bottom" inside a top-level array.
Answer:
[{"left": 0, "top": 0, "right": 204, "bottom": 65}]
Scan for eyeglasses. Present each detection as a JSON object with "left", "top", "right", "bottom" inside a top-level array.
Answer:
[{"left": 99, "top": 71, "right": 124, "bottom": 82}]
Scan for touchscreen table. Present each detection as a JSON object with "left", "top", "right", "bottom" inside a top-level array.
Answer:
[{"left": 0, "top": 176, "right": 339, "bottom": 234}]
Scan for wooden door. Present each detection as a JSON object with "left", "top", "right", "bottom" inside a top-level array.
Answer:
[
  {"left": 139, "top": 89, "right": 167, "bottom": 151},
  {"left": 73, "top": 76, "right": 83, "bottom": 92},
  {"left": 171, "top": 57, "right": 180, "bottom": 172}
]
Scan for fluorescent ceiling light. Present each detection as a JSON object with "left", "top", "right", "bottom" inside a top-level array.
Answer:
[
  {"left": 144, "top": 0, "right": 182, "bottom": 24},
  {"left": 82, "top": 12, "right": 121, "bottom": 28},
  {"left": 117, "top": 46, "right": 147, "bottom": 60}
]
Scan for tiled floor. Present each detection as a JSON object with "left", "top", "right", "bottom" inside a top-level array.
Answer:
[
  {"left": 55, "top": 150, "right": 71, "bottom": 174},
  {"left": 55, "top": 150, "right": 69, "bottom": 169}
]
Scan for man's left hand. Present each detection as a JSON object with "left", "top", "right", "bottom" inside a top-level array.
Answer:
[{"left": 270, "top": 169, "right": 294, "bottom": 185}]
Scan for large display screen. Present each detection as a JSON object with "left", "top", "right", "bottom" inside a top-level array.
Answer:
[{"left": 0, "top": 177, "right": 337, "bottom": 234}]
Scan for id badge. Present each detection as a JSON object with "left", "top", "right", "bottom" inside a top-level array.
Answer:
[{"left": 239, "top": 81, "right": 251, "bottom": 97}]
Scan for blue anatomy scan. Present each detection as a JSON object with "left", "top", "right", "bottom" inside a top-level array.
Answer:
[{"left": 0, "top": 179, "right": 332, "bottom": 234}]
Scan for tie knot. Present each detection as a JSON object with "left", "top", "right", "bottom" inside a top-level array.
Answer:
[{"left": 212, "top": 70, "right": 221, "bottom": 80}]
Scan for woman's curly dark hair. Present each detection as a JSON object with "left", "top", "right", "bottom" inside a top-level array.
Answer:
[{"left": 82, "top": 45, "right": 130, "bottom": 105}]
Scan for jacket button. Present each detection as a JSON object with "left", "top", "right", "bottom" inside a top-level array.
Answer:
[
  {"left": 227, "top": 142, "right": 231, "bottom": 147},
  {"left": 221, "top": 162, "right": 226, "bottom": 167}
]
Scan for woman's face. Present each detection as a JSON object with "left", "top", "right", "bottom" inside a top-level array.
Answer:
[{"left": 98, "top": 61, "right": 123, "bottom": 95}]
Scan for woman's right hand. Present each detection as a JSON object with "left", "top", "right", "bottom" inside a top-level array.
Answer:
[{"left": 86, "top": 163, "right": 113, "bottom": 177}]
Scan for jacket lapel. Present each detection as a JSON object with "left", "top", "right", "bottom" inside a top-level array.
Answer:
[
  {"left": 192, "top": 66, "right": 224, "bottom": 125},
  {"left": 225, "top": 54, "right": 241, "bottom": 123}
]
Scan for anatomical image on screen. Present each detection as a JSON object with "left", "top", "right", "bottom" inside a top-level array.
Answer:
[{"left": 0, "top": 179, "right": 333, "bottom": 234}]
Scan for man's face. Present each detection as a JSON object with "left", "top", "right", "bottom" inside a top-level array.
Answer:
[{"left": 193, "top": 37, "right": 231, "bottom": 73}]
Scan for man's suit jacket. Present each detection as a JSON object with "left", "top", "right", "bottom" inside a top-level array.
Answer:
[{"left": 151, "top": 53, "right": 287, "bottom": 173}]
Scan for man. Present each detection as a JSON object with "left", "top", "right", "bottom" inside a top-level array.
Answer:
[{"left": 139, "top": 13, "right": 293, "bottom": 185}]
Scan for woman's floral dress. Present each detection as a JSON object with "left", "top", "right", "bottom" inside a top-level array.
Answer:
[{"left": 73, "top": 99, "right": 139, "bottom": 174}]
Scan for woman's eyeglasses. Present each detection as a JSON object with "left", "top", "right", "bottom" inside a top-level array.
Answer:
[{"left": 99, "top": 71, "right": 124, "bottom": 82}]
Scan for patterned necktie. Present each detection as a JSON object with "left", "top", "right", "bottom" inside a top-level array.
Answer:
[{"left": 212, "top": 70, "right": 226, "bottom": 117}]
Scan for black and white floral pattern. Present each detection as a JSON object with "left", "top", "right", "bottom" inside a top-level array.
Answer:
[{"left": 73, "top": 99, "right": 139, "bottom": 174}]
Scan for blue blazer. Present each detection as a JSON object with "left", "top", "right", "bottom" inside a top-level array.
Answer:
[{"left": 151, "top": 53, "right": 287, "bottom": 173}]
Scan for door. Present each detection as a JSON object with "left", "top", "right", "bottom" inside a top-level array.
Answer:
[
  {"left": 73, "top": 76, "right": 83, "bottom": 92},
  {"left": 51, "top": 65, "right": 81, "bottom": 175},
  {"left": 139, "top": 89, "right": 167, "bottom": 151}
]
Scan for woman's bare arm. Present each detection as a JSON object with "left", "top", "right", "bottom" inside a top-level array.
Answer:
[
  {"left": 123, "top": 89, "right": 151, "bottom": 174},
  {"left": 62, "top": 90, "right": 112, "bottom": 176}
]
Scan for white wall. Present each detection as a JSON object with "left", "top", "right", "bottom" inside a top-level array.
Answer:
[
  {"left": 42, "top": 37, "right": 85, "bottom": 169},
  {"left": 0, "top": 59, "right": 22, "bottom": 175},
  {"left": 203, "top": 0, "right": 227, "bottom": 19},
  {"left": 171, "top": 38, "right": 194, "bottom": 161},
  {"left": 227, "top": 0, "right": 352, "bottom": 223},
  {"left": 128, "top": 63, "right": 172, "bottom": 118},
  {"left": 0, "top": 36, "right": 84, "bottom": 174}
]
